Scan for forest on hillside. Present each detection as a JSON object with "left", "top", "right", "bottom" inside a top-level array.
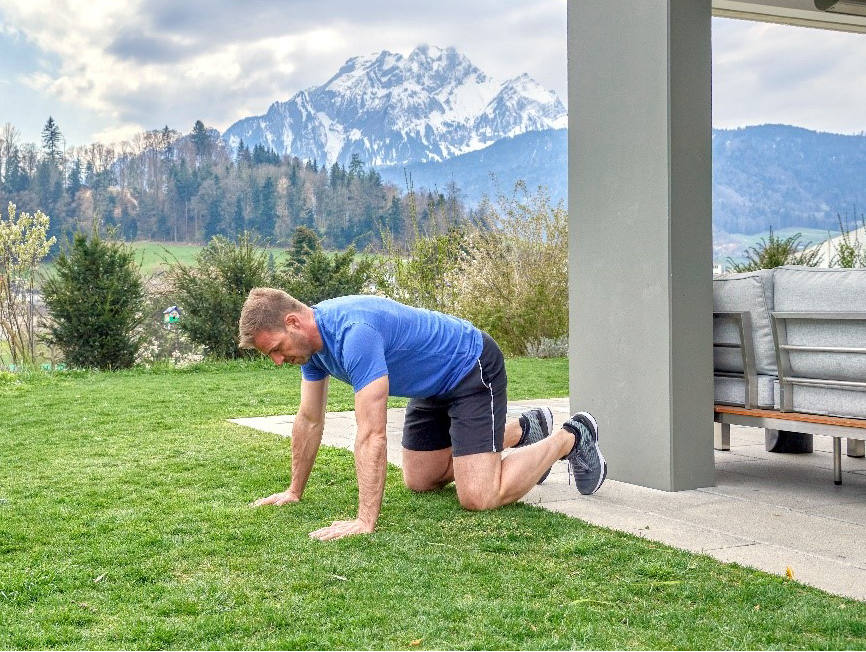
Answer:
[{"left": 0, "top": 118, "right": 468, "bottom": 250}]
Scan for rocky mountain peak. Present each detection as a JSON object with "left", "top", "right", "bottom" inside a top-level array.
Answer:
[{"left": 222, "top": 45, "right": 566, "bottom": 167}]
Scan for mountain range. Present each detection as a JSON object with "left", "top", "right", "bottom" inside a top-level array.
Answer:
[
  {"left": 221, "top": 46, "right": 866, "bottom": 239},
  {"left": 223, "top": 44, "right": 566, "bottom": 168}
]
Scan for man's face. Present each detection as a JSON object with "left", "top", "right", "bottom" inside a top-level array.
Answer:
[{"left": 253, "top": 327, "right": 314, "bottom": 366}]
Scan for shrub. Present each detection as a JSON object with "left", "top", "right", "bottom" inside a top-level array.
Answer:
[
  {"left": 452, "top": 183, "right": 568, "bottom": 356},
  {"left": 41, "top": 232, "right": 144, "bottom": 369},
  {"left": 280, "top": 228, "right": 375, "bottom": 305},
  {"left": 168, "top": 233, "right": 273, "bottom": 359},
  {"left": 375, "top": 227, "right": 466, "bottom": 313},
  {"left": 0, "top": 202, "right": 56, "bottom": 368},
  {"left": 829, "top": 212, "right": 866, "bottom": 268},
  {"left": 727, "top": 228, "right": 820, "bottom": 272}
]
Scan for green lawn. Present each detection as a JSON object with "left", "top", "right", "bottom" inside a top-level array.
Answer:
[{"left": 1, "top": 358, "right": 863, "bottom": 650}]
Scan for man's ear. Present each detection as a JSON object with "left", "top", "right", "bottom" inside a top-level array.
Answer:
[{"left": 283, "top": 312, "right": 300, "bottom": 330}]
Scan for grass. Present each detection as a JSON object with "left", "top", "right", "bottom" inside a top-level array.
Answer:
[
  {"left": 128, "top": 242, "right": 292, "bottom": 277},
  {"left": 1, "top": 357, "right": 864, "bottom": 650}
]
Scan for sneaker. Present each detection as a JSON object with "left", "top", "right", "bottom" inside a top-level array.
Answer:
[
  {"left": 516, "top": 407, "right": 555, "bottom": 484},
  {"left": 562, "top": 412, "right": 607, "bottom": 495}
]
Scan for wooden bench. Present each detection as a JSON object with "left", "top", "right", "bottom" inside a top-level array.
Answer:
[{"left": 714, "top": 405, "right": 866, "bottom": 485}]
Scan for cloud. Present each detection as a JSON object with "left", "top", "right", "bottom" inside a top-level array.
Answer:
[
  {"left": 0, "top": 0, "right": 567, "bottom": 145},
  {"left": 712, "top": 18, "right": 866, "bottom": 134},
  {"left": 106, "top": 30, "right": 202, "bottom": 65}
]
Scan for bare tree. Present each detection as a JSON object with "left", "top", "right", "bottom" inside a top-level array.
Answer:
[{"left": 0, "top": 122, "right": 21, "bottom": 181}]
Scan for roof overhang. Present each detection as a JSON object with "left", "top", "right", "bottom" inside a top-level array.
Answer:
[{"left": 714, "top": 0, "right": 866, "bottom": 33}]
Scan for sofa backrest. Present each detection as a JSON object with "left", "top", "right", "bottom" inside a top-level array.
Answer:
[
  {"left": 712, "top": 269, "right": 777, "bottom": 376},
  {"left": 772, "top": 266, "right": 866, "bottom": 383}
]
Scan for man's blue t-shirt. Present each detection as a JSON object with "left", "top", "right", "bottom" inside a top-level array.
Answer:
[{"left": 301, "top": 295, "right": 483, "bottom": 398}]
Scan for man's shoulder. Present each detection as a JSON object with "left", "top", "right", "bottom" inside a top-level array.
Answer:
[{"left": 316, "top": 294, "right": 394, "bottom": 313}]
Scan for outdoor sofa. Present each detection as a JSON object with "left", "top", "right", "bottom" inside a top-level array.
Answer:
[{"left": 712, "top": 265, "right": 866, "bottom": 484}]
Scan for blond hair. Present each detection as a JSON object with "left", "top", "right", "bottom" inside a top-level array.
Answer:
[{"left": 238, "top": 287, "right": 307, "bottom": 349}]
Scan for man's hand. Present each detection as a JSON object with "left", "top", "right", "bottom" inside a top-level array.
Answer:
[
  {"left": 309, "top": 518, "right": 375, "bottom": 541},
  {"left": 251, "top": 489, "right": 301, "bottom": 507}
]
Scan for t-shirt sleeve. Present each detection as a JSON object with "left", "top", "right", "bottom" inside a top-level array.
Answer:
[
  {"left": 341, "top": 323, "right": 388, "bottom": 392},
  {"left": 301, "top": 357, "right": 328, "bottom": 382}
]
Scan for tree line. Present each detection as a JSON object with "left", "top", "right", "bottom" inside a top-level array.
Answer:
[{"left": 0, "top": 118, "right": 467, "bottom": 250}]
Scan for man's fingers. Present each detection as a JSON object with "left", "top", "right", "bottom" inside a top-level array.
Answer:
[
  {"left": 309, "top": 521, "right": 363, "bottom": 541},
  {"left": 251, "top": 492, "right": 286, "bottom": 507}
]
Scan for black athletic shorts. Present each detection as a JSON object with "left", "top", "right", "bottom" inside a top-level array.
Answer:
[{"left": 401, "top": 331, "right": 507, "bottom": 457}]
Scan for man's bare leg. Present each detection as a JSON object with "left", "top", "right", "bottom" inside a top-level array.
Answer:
[
  {"left": 453, "top": 429, "right": 575, "bottom": 510},
  {"left": 401, "top": 420, "right": 529, "bottom": 492},
  {"left": 401, "top": 447, "right": 454, "bottom": 491}
]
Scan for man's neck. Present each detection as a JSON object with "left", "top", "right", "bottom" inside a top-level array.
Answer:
[{"left": 304, "top": 306, "right": 324, "bottom": 353}]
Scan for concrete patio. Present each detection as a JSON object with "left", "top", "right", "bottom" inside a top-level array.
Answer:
[{"left": 231, "top": 397, "right": 866, "bottom": 601}]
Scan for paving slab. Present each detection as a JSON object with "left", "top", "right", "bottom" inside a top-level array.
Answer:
[
  {"left": 710, "top": 543, "right": 866, "bottom": 599},
  {"left": 230, "top": 399, "right": 866, "bottom": 601}
]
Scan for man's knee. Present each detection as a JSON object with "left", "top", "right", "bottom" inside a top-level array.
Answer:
[
  {"left": 402, "top": 469, "right": 444, "bottom": 493},
  {"left": 457, "top": 489, "right": 499, "bottom": 511}
]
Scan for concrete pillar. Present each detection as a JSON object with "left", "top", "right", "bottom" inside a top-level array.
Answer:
[{"left": 568, "top": 0, "right": 715, "bottom": 490}]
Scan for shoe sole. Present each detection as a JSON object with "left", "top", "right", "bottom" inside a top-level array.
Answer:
[{"left": 574, "top": 411, "right": 607, "bottom": 495}]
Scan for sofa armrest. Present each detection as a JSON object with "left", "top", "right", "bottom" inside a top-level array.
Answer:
[{"left": 713, "top": 311, "right": 758, "bottom": 409}]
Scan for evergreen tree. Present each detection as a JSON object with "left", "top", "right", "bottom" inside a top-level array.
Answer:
[
  {"left": 288, "top": 225, "right": 321, "bottom": 270},
  {"left": 120, "top": 200, "right": 138, "bottom": 240},
  {"left": 387, "top": 195, "right": 403, "bottom": 237},
  {"left": 232, "top": 195, "right": 245, "bottom": 236},
  {"left": 191, "top": 119, "right": 212, "bottom": 161},
  {"left": 67, "top": 158, "right": 82, "bottom": 199},
  {"left": 41, "top": 116, "right": 62, "bottom": 164},
  {"left": 203, "top": 178, "right": 224, "bottom": 241},
  {"left": 251, "top": 144, "right": 279, "bottom": 166},
  {"left": 348, "top": 153, "right": 364, "bottom": 179},
  {"left": 330, "top": 162, "right": 344, "bottom": 189},
  {"left": 281, "top": 245, "right": 373, "bottom": 306},
  {"left": 236, "top": 139, "right": 251, "bottom": 165},
  {"left": 42, "top": 232, "right": 145, "bottom": 369},
  {"left": 2, "top": 147, "right": 23, "bottom": 192},
  {"left": 168, "top": 233, "right": 273, "bottom": 358},
  {"left": 258, "top": 177, "right": 277, "bottom": 237},
  {"left": 161, "top": 125, "right": 175, "bottom": 155},
  {"left": 301, "top": 206, "right": 316, "bottom": 229}
]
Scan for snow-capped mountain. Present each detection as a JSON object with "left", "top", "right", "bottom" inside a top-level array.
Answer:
[{"left": 222, "top": 44, "right": 567, "bottom": 167}]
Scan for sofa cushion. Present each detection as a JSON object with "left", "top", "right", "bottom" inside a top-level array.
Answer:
[
  {"left": 713, "top": 269, "right": 777, "bottom": 375},
  {"left": 772, "top": 266, "right": 866, "bottom": 383},
  {"left": 774, "top": 380, "right": 866, "bottom": 421},
  {"left": 715, "top": 374, "right": 775, "bottom": 408}
]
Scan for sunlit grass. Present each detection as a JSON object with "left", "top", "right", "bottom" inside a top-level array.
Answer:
[{"left": 1, "top": 358, "right": 863, "bottom": 649}]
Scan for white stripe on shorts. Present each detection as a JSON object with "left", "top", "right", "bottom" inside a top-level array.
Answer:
[{"left": 477, "top": 359, "right": 496, "bottom": 452}]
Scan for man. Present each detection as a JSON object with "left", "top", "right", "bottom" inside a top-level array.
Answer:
[{"left": 238, "top": 288, "right": 606, "bottom": 541}]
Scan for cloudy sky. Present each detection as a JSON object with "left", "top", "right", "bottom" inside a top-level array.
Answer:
[{"left": 1, "top": 0, "right": 866, "bottom": 147}]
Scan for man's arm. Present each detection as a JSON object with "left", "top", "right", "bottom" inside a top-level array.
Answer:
[
  {"left": 253, "top": 377, "right": 329, "bottom": 506},
  {"left": 309, "top": 375, "right": 389, "bottom": 540}
]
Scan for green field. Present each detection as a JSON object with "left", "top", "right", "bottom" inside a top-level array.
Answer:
[
  {"left": 1, "top": 358, "right": 863, "bottom": 649},
  {"left": 127, "top": 242, "right": 293, "bottom": 277}
]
